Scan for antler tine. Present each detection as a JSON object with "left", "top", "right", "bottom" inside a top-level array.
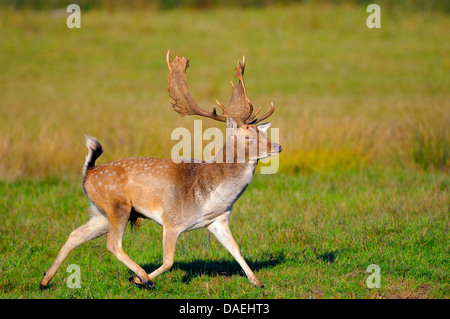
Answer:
[
  {"left": 166, "top": 50, "right": 172, "bottom": 71},
  {"left": 215, "top": 99, "right": 228, "bottom": 114},
  {"left": 245, "top": 97, "right": 254, "bottom": 121},
  {"left": 251, "top": 102, "right": 275, "bottom": 125},
  {"left": 166, "top": 50, "right": 227, "bottom": 122},
  {"left": 243, "top": 98, "right": 259, "bottom": 124}
]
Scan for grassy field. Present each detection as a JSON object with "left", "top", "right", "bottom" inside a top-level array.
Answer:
[
  {"left": 0, "top": 2, "right": 449, "bottom": 299},
  {"left": 0, "top": 170, "right": 448, "bottom": 298}
]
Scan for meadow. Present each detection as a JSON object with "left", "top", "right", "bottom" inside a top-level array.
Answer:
[{"left": 0, "top": 2, "right": 448, "bottom": 299}]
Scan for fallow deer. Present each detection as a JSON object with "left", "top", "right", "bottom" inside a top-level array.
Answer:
[{"left": 40, "top": 51, "right": 281, "bottom": 290}]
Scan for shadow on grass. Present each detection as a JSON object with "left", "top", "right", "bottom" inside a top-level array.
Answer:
[
  {"left": 137, "top": 252, "right": 286, "bottom": 284},
  {"left": 313, "top": 249, "right": 341, "bottom": 264},
  {"left": 130, "top": 247, "right": 343, "bottom": 287}
]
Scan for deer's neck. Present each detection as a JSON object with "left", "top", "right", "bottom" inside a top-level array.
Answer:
[
  {"left": 193, "top": 161, "right": 256, "bottom": 214},
  {"left": 211, "top": 136, "right": 257, "bottom": 166},
  {"left": 209, "top": 137, "right": 258, "bottom": 191},
  {"left": 191, "top": 140, "right": 257, "bottom": 213}
]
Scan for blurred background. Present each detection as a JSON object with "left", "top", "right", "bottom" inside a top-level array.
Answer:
[{"left": 0, "top": 0, "right": 448, "bottom": 179}]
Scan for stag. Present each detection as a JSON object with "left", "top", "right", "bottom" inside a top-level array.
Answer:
[{"left": 40, "top": 51, "right": 281, "bottom": 290}]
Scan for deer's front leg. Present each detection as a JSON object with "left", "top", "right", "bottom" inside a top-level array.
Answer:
[{"left": 207, "top": 216, "right": 264, "bottom": 288}]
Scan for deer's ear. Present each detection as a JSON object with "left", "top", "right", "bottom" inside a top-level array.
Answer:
[
  {"left": 227, "top": 117, "right": 238, "bottom": 136},
  {"left": 257, "top": 122, "right": 271, "bottom": 134}
]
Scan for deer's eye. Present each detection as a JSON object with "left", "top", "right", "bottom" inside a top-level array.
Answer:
[{"left": 245, "top": 136, "right": 250, "bottom": 140}]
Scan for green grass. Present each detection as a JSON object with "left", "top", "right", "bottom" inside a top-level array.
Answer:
[{"left": 0, "top": 170, "right": 448, "bottom": 298}]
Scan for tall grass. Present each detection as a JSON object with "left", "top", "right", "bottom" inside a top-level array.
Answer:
[
  {"left": 411, "top": 116, "right": 449, "bottom": 172},
  {"left": 0, "top": 3, "right": 448, "bottom": 179},
  {"left": 388, "top": 102, "right": 449, "bottom": 172}
]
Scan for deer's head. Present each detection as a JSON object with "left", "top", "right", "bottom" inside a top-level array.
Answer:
[
  {"left": 225, "top": 118, "right": 281, "bottom": 162},
  {"left": 166, "top": 51, "right": 281, "bottom": 163}
]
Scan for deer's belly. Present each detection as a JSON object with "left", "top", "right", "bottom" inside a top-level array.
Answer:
[{"left": 133, "top": 205, "right": 164, "bottom": 226}]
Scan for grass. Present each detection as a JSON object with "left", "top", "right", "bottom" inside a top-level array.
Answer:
[
  {"left": 0, "top": 170, "right": 448, "bottom": 298},
  {"left": 0, "top": 2, "right": 449, "bottom": 299}
]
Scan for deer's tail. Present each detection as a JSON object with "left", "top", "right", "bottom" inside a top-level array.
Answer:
[{"left": 82, "top": 135, "right": 103, "bottom": 178}]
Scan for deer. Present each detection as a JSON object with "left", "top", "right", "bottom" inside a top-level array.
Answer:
[{"left": 39, "top": 51, "right": 281, "bottom": 290}]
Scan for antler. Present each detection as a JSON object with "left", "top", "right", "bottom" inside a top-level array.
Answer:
[
  {"left": 166, "top": 50, "right": 274, "bottom": 126},
  {"left": 166, "top": 50, "right": 227, "bottom": 122}
]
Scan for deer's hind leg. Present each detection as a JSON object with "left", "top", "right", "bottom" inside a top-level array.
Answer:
[
  {"left": 40, "top": 205, "right": 110, "bottom": 289},
  {"left": 129, "top": 226, "right": 180, "bottom": 286},
  {"left": 105, "top": 202, "right": 154, "bottom": 288}
]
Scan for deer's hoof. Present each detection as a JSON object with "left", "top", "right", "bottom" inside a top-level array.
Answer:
[
  {"left": 39, "top": 281, "right": 49, "bottom": 291},
  {"left": 143, "top": 280, "right": 154, "bottom": 289},
  {"left": 129, "top": 275, "right": 154, "bottom": 289},
  {"left": 251, "top": 278, "right": 265, "bottom": 288},
  {"left": 256, "top": 282, "right": 265, "bottom": 288}
]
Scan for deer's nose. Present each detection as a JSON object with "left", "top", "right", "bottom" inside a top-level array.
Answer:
[{"left": 273, "top": 143, "right": 282, "bottom": 153}]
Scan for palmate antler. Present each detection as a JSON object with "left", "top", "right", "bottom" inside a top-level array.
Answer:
[{"left": 166, "top": 50, "right": 274, "bottom": 126}]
